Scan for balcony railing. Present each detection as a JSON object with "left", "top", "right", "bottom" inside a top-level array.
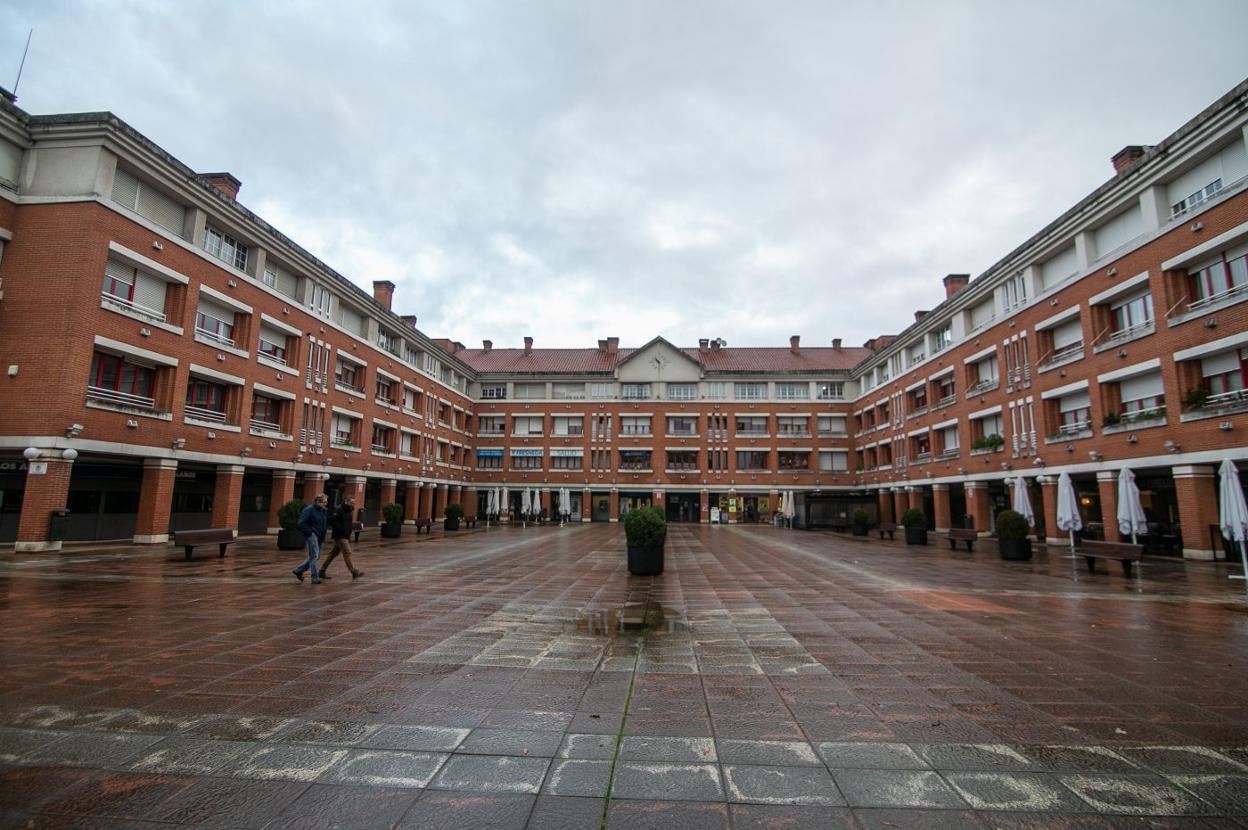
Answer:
[
  {"left": 619, "top": 461, "right": 652, "bottom": 471},
  {"left": 776, "top": 427, "right": 811, "bottom": 437},
  {"left": 906, "top": 405, "right": 928, "bottom": 419},
  {"left": 334, "top": 379, "right": 363, "bottom": 395},
  {"left": 936, "top": 447, "right": 960, "bottom": 460},
  {"left": 619, "top": 426, "right": 652, "bottom": 435},
  {"left": 87, "top": 385, "right": 156, "bottom": 410},
  {"left": 259, "top": 351, "right": 289, "bottom": 367},
  {"left": 101, "top": 292, "right": 166, "bottom": 323},
  {"left": 1094, "top": 320, "right": 1155, "bottom": 352},
  {"left": 371, "top": 443, "right": 392, "bottom": 454},
  {"left": 933, "top": 394, "right": 957, "bottom": 410},
  {"left": 1038, "top": 342, "right": 1084, "bottom": 370},
  {"left": 249, "top": 417, "right": 281, "bottom": 433},
  {"left": 1057, "top": 419, "right": 1092, "bottom": 435},
  {"left": 554, "top": 427, "right": 584, "bottom": 436},
  {"left": 735, "top": 429, "right": 769, "bottom": 437},
  {"left": 965, "top": 377, "right": 999, "bottom": 397},
  {"left": 194, "top": 326, "right": 236, "bottom": 348},
  {"left": 666, "top": 462, "right": 699, "bottom": 472},
  {"left": 185, "top": 404, "right": 227, "bottom": 423}
]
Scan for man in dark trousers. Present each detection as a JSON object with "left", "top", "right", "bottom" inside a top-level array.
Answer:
[
  {"left": 292, "top": 494, "right": 328, "bottom": 584},
  {"left": 320, "top": 494, "right": 363, "bottom": 579}
]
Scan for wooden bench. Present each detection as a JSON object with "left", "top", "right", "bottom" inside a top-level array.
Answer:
[
  {"left": 1078, "top": 540, "right": 1144, "bottom": 576},
  {"left": 414, "top": 518, "right": 433, "bottom": 535},
  {"left": 352, "top": 521, "right": 364, "bottom": 543},
  {"left": 172, "top": 528, "right": 235, "bottom": 561},
  {"left": 463, "top": 517, "right": 477, "bottom": 529},
  {"left": 947, "top": 528, "right": 978, "bottom": 551},
  {"left": 877, "top": 522, "right": 897, "bottom": 540}
]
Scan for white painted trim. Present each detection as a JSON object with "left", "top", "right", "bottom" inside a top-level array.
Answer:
[
  {"left": 1173, "top": 330, "right": 1248, "bottom": 362},
  {"left": 335, "top": 348, "right": 367, "bottom": 365},
  {"left": 199, "top": 283, "right": 253, "bottom": 314},
  {"left": 904, "top": 379, "right": 925, "bottom": 392},
  {"left": 92, "top": 335, "right": 179, "bottom": 367},
  {"left": 1096, "top": 357, "right": 1162, "bottom": 384},
  {"left": 1040, "top": 379, "right": 1090, "bottom": 400},
  {"left": 907, "top": 426, "right": 930, "bottom": 438},
  {"left": 188, "top": 363, "right": 244, "bottom": 386},
  {"left": 107, "top": 241, "right": 189, "bottom": 284},
  {"left": 375, "top": 367, "right": 401, "bottom": 382},
  {"left": 926, "top": 365, "right": 955, "bottom": 381},
  {"left": 253, "top": 382, "right": 295, "bottom": 401},
  {"left": 374, "top": 417, "right": 398, "bottom": 429},
  {"left": 1088, "top": 271, "right": 1150, "bottom": 305},
  {"left": 1161, "top": 219, "right": 1248, "bottom": 271},
  {"left": 963, "top": 345, "right": 996, "bottom": 364},
  {"left": 1034, "top": 305, "right": 1081, "bottom": 331},
  {"left": 258, "top": 312, "right": 302, "bottom": 337},
  {"left": 331, "top": 405, "right": 363, "bottom": 419},
  {"left": 931, "top": 417, "right": 958, "bottom": 430},
  {"left": 0, "top": 226, "right": 12, "bottom": 241},
  {"left": 968, "top": 404, "right": 1003, "bottom": 419}
]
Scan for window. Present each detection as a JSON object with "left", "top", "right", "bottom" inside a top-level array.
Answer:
[
  {"left": 590, "top": 382, "right": 615, "bottom": 399},
  {"left": 101, "top": 258, "right": 170, "bottom": 323},
  {"left": 371, "top": 424, "right": 395, "bottom": 454},
  {"left": 330, "top": 414, "right": 358, "bottom": 447},
  {"left": 478, "top": 415, "right": 504, "bottom": 435},
  {"left": 102, "top": 261, "right": 134, "bottom": 302},
  {"left": 619, "top": 450, "right": 651, "bottom": 471},
  {"left": 424, "top": 353, "right": 440, "bottom": 376},
  {"left": 969, "top": 298, "right": 996, "bottom": 332},
  {"left": 734, "top": 382, "right": 766, "bottom": 400},
  {"left": 403, "top": 386, "right": 420, "bottom": 412},
  {"left": 378, "top": 330, "right": 399, "bottom": 354},
  {"left": 935, "top": 375, "right": 956, "bottom": 406},
  {"left": 1042, "top": 317, "right": 1084, "bottom": 367},
  {"left": 1119, "top": 372, "right": 1165, "bottom": 417},
  {"left": 195, "top": 299, "right": 236, "bottom": 347},
  {"left": 777, "top": 416, "right": 808, "bottom": 436},
  {"left": 968, "top": 354, "right": 999, "bottom": 393},
  {"left": 203, "top": 227, "right": 248, "bottom": 271},
  {"left": 552, "top": 382, "right": 585, "bottom": 400},
  {"left": 375, "top": 377, "right": 395, "bottom": 404},
  {"left": 1188, "top": 248, "right": 1248, "bottom": 309},
  {"left": 185, "top": 379, "right": 228, "bottom": 421},
  {"left": 817, "top": 415, "right": 847, "bottom": 436},
  {"left": 481, "top": 384, "right": 507, "bottom": 399},
  {"left": 736, "top": 450, "right": 769, "bottom": 471},
  {"left": 666, "top": 450, "right": 698, "bottom": 471},
  {"left": 1057, "top": 391, "right": 1092, "bottom": 433},
  {"left": 1000, "top": 272, "right": 1027, "bottom": 313},
  {"left": 620, "top": 416, "right": 651, "bottom": 435},
  {"left": 88, "top": 351, "right": 155, "bottom": 408},
  {"left": 510, "top": 449, "right": 542, "bottom": 470},
  {"left": 250, "top": 394, "right": 282, "bottom": 432},
  {"left": 1110, "top": 291, "right": 1154, "bottom": 340},
  {"left": 553, "top": 416, "right": 583, "bottom": 436},
  {"left": 514, "top": 382, "right": 545, "bottom": 399},
  {"left": 309, "top": 283, "right": 333, "bottom": 318},
  {"left": 705, "top": 382, "right": 727, "bottom": 399},
  {"left": 551, "top": 450, "right": 582, "bottom": 470},
  {"left": 334, "top": 359, "right": 364, "bottom": 393},
  {"left": 972, "top": 413, "right": 1004, "bottom": 446},
  {"left": 735, "top": 416, "right": 767, "bottom": 435},
  {"left": 1203, "top": 350, "right": 1247, "bottom": 403},
  {"left": 668, "top": 383, "right": 696, "bottom": 401},
  {"left": 477, "top": 449, "right": 503, "bottom": 469},
  {"left": 622, "top": 383, "right": 651, "bottom": 400},
  {"left": 930, "top": 325, "right": 952, "bottom": 354},
  {"left": 262, "top": 267, "right": 277, "bottom": 288},
  {"left": 777, "top": 382, "right": 808, "bottom": 400},
  {"left": 778, "top": 451, "right": 809, "bottom": 470},
  {"left": 818, "top": 451, "right": 849, "bottom": 472},
  {"left": 908, "top": 385, "right": 928, "bottom": 414},
  {"left": 816, "top": 381, "right": 844, "bottom": 400},
  {"left": 512, "top": 415, "right": 543, "bottom": 436},
  {"left": 110, "top": 168, "right": 186, "bottom": 235},
  {"left": 937, "top": 425, "right": 960, "bottom": 458},
  {"left": 1171, "top": 178, "right": 1223, "bottom": 218},
  {"left": 666, "top": 416, "right": 696, "bottom": 436},
  {"left": 257, "top": 326, "right": 288, "bottom": 366}
]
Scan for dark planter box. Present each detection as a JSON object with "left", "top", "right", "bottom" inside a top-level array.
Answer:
[
  {"left": 851, "top": 524, "right": 868, "bottom": 536},
  {"left": 277, "top": 528, "right": 305, "bottom": 550},
  {"left": 998, "top": 538, "right": 1033, "bottom": 561},
  {"left": 444, "top": 517, "right": 460, "bottom": 531},
  {"left": 904, "top": 528, "right": 928, "bottom": 545},
  {"left": 381, "top": 522, "right": 402, "bottom": 538},
  {"left": 627, "top": 545, "right": 664, "bottom": 575}
]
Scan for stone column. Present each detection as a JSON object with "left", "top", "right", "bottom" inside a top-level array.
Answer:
[
  {"left": 450, "top": 485, "right": 462, "bottom": 508},
  {"left": 609, "top": 488, "right": 620, "bottom": 522},
  {"left": 581, "top": 488, "right": 592, "bottom": 522},
  {"left": 1096, "top": 471, "right": 1119, "bottom": 542},
  {"left": 1173, "top": 464, "right": 1219, "bottom": 560},
  {"left": 768, "top": 488, "right": 779, "bottom": 520},
  {"left": 932, "top": 483, "right": 951, "bottom": 532},
  {"left": 700, "top": 489, "right": 709, "bottom": 523},
  {"left": 1038, "top": 476, "right": 1062, "bottom": 545},
  {"left": 892, "top": 488, "right": 907, "bottom": 523},
  {"left": 303, "top": 471, "right": 328, "bottom": 503},
  {"left": 15, "top": 449, "right": 76, "bottom": 552},
  {"left": 877, "top": 489, "right": 894, "bottom": 525},
  {"left": 267, "top": 470, "right": 296, "bottom": 534},
  {"left": 379, "top": 478, "right": 397, "bottom": 510},
  {"left": 210, "top": 464, "right": 245, "bottom": 534},
  {"left": 966, "top": 481, "right": 991, "bottom": 535},
  {"left": 541, "top": 487, "right": 551, "bottom": 518},
  {"left": 418, "top": 483, "right": 434, "bottom": 520},
  {"left": 464, "top": 488, "right": 478, "bottom": 519},
  {"left": 134, "top": 458, "right": 178, "bottom": 544},
  {"left": 344, "top": 475, "right": 366, "bottom": 508},
  {"left": 907, "top": 486, "right": 923, "bottom": 513},
  {"left": 404, "top": 481, "right": 420, "bottom": 524},
  {"left": 434, "top": 484, "right": 449, "bottom": 521}
]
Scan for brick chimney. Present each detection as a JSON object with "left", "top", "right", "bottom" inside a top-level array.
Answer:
[
  {"left": 789, "top": 335, "right": 800, "bottom": 354},
  {"left": 832, "top": 338, "right": 842, "bottom": 350},
  {"left": 606, "top": 337, "right": 619, "bottom": 355},
  {"left": 942, "top": 273, "right": 970, "bottom": 299},
  {"left": 710, "top": 339, "right": 721, "bottom": 352},
  {"left": 482, "top": 339, "right": 493, "bottom": 352},
  {"left": 698, "top": 338, "right": 710, "bottom": 353},
  {"left": 399, "top": 314, "right": 417, "bottom": 328},
  {"left": 201, "top": 172, "right": 241, "bottom": 200},
  {"left": 1111, "top": 145, "right": 1147, "bottom": 174},
  {"left": 523, "top": 336, "right": 533, "bottom": 354},
  {"left": 372, "top": 280, "right": 395, "bottom": 311}
]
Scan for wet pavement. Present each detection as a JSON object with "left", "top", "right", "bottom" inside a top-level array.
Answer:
[{"left": 1, "top": 523, "right": 1246, "bottom": 829}]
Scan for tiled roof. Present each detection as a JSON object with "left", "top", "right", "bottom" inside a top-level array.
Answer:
[{"left": 455, "top": 345, "right": 873, "bottom": 374}]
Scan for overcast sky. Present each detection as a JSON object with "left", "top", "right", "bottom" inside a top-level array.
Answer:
[{"left": 3, "top": 1, "right": 1247, "bottom": 350}]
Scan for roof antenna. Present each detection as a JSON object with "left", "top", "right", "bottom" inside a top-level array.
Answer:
[{"left": 12, "top": 28, "right": 33, "bottom": 98}]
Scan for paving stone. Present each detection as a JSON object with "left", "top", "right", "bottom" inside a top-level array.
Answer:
[
  {"left": 124, "top": 736, "right": 251, "bottom": 775},
  {"left": 154, "top": 775, "right": 309, "bottom": 827},
  {"left": 722, "top": 764, "right": 845, "bottom": 805},
  {"left": 97, "top": 710, "right": 204, "bottom": 735},
  {"left": 816, "top": 741, "right": 930, "bottom": 770},
  {"left": 716, "top": 739, "right": 822, "bottom": 767},
  {"left": 263, "top": 783, "right": 420, "bottom": 830},
  {"left": 526, "top": 794, "right": 607, "bottom": 829},
  {"left": 1117, "top": 746, "right": 1248, "bottom": 775},
  {"left": 457, "top": 727, "right": 563, "bottom": 757},
  {"left": 0, "top": 728, "right": 72, "bottom": 763},
  {"left": 281, "top": 719, "right": 379, "bottom": 745},
  {"left": 223, "top": 744, "right": 348, "bottom": 782},
  {"left": 916, "top": 742, "right": 1037, "bottom": 771},
  {"left": 35, "top": 771, "right": 197, "bottom": 820},
  {"left": 557, "top": 732, "right": 618, "bottom": 759},
  {"left": 611, "top": 762, "right": 725, "bottom": 801},
  {"left": 618, "top": 735, "right": 717, "bottom": 763},
  {"left": 318, "top": 748, "right": 447, "bottom": 788},
  {"left": 943, "top": 771, "right": 1087, "bottom": 811},
  {"left": 429, "top": 753, "right": 550, "bottom": 793},
  {"left": 853, "top": 808, "right": 990, "bottom": 829},
  {"left": 362, "top": 724, "right": 470, "bottom": 751},
  {"left": 606, "top": 799, "right": 730, "bottom": 829},
  {"left": 1167, "top": 775, "right": 1248, "bottom": 814},
  {"left": 1059, "top": 774, "right": 1210, "bottom": 815},
  {"left": 184, "top": 714, "right": 292, "bottom": 742},
  {"left": 20, "top": 731, "right": 162, "bottom": 769},
  {"left": 729, "top": 803, "right": 859, "bottom": 829},
  {"left": 541, "top": 758, "right": 613, "bottom": 796},
  {"left": 1020, "top": 745, "right": 1144, "bottom": 773},
  {"left": 831, "top": 769, "right": 968, "bottom": 808}
]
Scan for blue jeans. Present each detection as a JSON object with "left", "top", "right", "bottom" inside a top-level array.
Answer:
[{"left": 294, "top": 535, "right": 322, "bottom": 581}]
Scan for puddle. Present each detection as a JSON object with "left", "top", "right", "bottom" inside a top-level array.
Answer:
[{"left": 569, "top": 604, "right": 687, "bottom": 638}]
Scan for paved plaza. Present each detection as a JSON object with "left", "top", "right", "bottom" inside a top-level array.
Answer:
[{"left": 1, "top": 524, "right": 1247, "bottom": 828}]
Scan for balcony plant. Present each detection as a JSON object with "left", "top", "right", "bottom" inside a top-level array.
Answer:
[
  {"left": 444, "top": 502, "right": 464, "bottom": 531},
  {"left": 1184, "top": 387, "right": 1208, "bottom": 410},
  {"left": 624, "top": 505, "right": 666, "bottom": 575},
  {"left": 381, "top": 502, "right": 403, "bottom": 538},
  {"left": 276, "top": 498, "right": 306, "bottom": 550},
  {"left": 994, "top": 509, "right": 1032, "bottom": 561},
  {"left": 900, "top": 508, "right": 928, "bottom": 545},
  {"left": 851, "top": 508, "right": 870, "bottom": 536}
]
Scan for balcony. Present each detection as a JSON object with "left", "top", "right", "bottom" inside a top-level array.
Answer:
[
  {"left": 1169, "top": 282, "right": 1248, "bottom": 325},
  {"left": 619, "top": 427, "right": 652, "bottom": 436},
  {"left": 1044, "top": 421, "right": 1094, "bottom": 444},
  {"left": 101, "top": 292, "right": 166, "bottom": 324},
  {"left": 933, "top": 394, "right": 957, "bottom": 411},
  {"left": 776, "top": 428, "right": 811, "bottom": 438},
  {"left": 965, "top": 378, "right": 999, "bottom": 398},
  {"left": 477, "top": 428, "right": 505, "bottom": 436},
  {"left": 1181, "top": 389, "right": 1248, "bottom": 422},
  {"left": 735, "top": 430, "right": 769, "bottom": 438},
  {"left": 906, "top": 405, "right": 929, "bottom": 419},
  {"left": 330, "top": 436, "right": 360, "bottom": 451},
  {"left": 1103, "top": 407, "right": 1167, "bottom": 434},
  {"left": 249, "top": 416, "right": 281, "bottom": 433},
  {"left": 935, "top": 447, "right": 960, "bottom": 460},
  {"left": 194, "top": 326, "right": 235, "bottom": 348},
  {"left": 334, "top": 379, "right": 364, "bottom": 396},
  {"left": 912, "top": 451, "right": 932, "bottom": 464},
  {"left": 258, "top": 351, "right": 289, "bottom": 368},
  {"left": 1093, "top": 320, "right": 1155, "bottom": 353},
  {"left": 371, "top": 443, "right": 394, "bottom": 455},
  {"left": 87, "top": 385, "right": 156, "bottom": 411},
  {"left": 185, "top": 404, "right": 228, "bottom": 424},
  {"left": 619, "top": 462, "right": 652, "bottom": 472},
  {"left": 666, "top": 462, "right": 700, "bottom": 473},
  {"left": 1038, "top": 343, "right": 1084, "bottom": 372}
]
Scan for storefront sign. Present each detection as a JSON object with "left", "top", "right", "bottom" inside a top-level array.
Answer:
[{"left": 509, "top": 448, "right": 543, "bottom": 457}]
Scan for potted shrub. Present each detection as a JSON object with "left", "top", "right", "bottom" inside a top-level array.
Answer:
[
  {"left": 851, "top": 508, "right": 870, "bottom": 536},
  {"left": 900, "top": 508, "right": 928, "bottom": 545},
  {"left": 995, "top": 509, "right": 1032, "bottom": 561},
  {"left": 276, "top": 499, "right": 306, "bottom": 550},
  {"left": 380, "top": 502, "right": 403, "bottom": 538},
  {"left": 624, "top": 505, "right": 666, "bottom": 575},
  {"left": 444, "top": 502, "right": 463, "bottom": 531}
]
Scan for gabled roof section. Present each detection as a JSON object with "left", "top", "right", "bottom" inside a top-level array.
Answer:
[
  {"left": 455, "top": 343, "right": 873, "bottom": 375},
  {"left": 616, "top": 336, "right": 704, "bottom": 371},
  {"left": 686, "top": 346, "right": 872, "bottom": 373}
]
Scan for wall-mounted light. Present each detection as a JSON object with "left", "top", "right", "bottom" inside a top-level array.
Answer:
[
  {"left": 1190, "top": 221, "right": 1204, "bottom": 232},
  {"left": 22, "top": 447, "right": 39, "bottom": 461},
  {"left": 151, "top": 240, "right": 163, "bottom": 251},
  {"left": 1107, "top": 267, "right": 1117, "bottom": 277},
  {"left": 1032, "top": 458, "right": 1045, "bottom": 466},
  {"left": 206, "top": 432, "right": 216, "bottom": 440},
  {"left": 1220, "top": 421, "right": 1234, "bottom": 431},
  {"left": 1164, "top": 440, "right": 1181, "bottom": 454},
  {"left": 1064, "top": 444, "right": 1074, "bottom": 452},
  {"left": 1117, "top": 349, "right": 1127, "bottom": 358},
  {"left": 127, "top": 419, "right": 138, "bottom": 428},
  {"left": 65, "top": 424, "right": 84, "bottom": 438},
  {"left": 139, "top": 328, "right": 151, "bottom": 337},
  {"left": 1127, "top": 434, "right": 1138, "bottom": 443},
  {"left": 62, "top": 449, "right": 78, "bottom": 461},
  {"left": 239, "top": 447, "right": 252, "bottom": 457},
  {"left": 1205, "top": 319, "right": 1218, "bottom": 329},
  {"left": 227, "top": 279, "right": 237, "bottom": 288},
  {"left": 172, "top": 437, "right": 186, "bottom": 449}
]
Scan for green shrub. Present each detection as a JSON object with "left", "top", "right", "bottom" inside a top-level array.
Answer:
[
  {"left": 994, "top": 509, "right": 1030, "bottom": 540},
  {"left": 445, "top": 502, "right": 464, "bottom": 520},
  {"left": 900, "top": 508, "right": 926, "bottom": 531},
  {"left": 381, "top": 502, "right": 404, "bottom": 524},
  {"left": 624, "top": 506, "right": 667, "bottom": 548},
  {"left": 1102, "top": 412, "right": 1120, "bottom": 426},
  {"left": 851, "top": 508, "right": 869, "bottom": 527},
  {"left": 277, "top": 499, "right": 305, "bottom": 531},
  {"left": 1184, "top": 387, "right": 1208, "bottom": 409}
]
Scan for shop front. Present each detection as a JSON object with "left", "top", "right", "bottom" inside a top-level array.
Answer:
[{"left": 665, "top": 491, "right": 699, "bottom": 523}]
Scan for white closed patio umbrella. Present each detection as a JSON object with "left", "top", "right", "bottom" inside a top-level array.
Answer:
[
  {"left": 1218, "top": 459, "right": 1248, "bottom": 586},
  {"left": 784, "top": 490, "right": 796, "bottom": 527},
  {"left": 532, "top": 488, "right": 541, "bottom": 519},
  {"left": 501, "top": 487, "right": 510, "bottom": 521},
  {"left": 1056, "top": 471, "right": 1082, "bottom": 556},
  {"left": 1116, "top": 467, "right": 1148, "bottom": 545},
  {"left": 1012, "top": 476, "right": 1034, "bottom": 527},
  {"left": 520, "top": 489, "right": 530, "bottom": 522}
]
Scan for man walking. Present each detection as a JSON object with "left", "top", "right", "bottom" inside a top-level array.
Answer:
[
  {"left": 292, "top": 494, "right": 328, "bottom": 584},
  {"left": 320, "top": 494, "right": 363, "bottom": 580}
]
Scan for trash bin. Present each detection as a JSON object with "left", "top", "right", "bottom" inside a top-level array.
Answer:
[{"left": 49, "top": 509, "right": 71, "bottom": 542}]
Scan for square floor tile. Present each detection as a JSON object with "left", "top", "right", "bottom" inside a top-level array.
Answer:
[
  {"left": 619, "top": 736, "right": 717, "bottom": 763},
  {"left": 816, "top": 741, "right": 929, "bottom": 770},
  {"left": 320, "top": 749, "right": 447, "bottom": 788},
  {"left": 943, "top": 771, "right": 1087, "bottom": 811},
  {"left": 716, "top": 739, "right": 822, "bottom": 767},
  {"left": 832, "top": 769, "right": 967, "bottom": 808},
  {"left": 429, "top": 754, "right": 550, "bottom": 794},
  {"left": 1059, "top": 773, "right": 1210, "bottom": 815},
  {"left": 125, "top": 737, "right": 251, "bottom": 775},
  {"left": 362, "top": 724, "right": 469, "bottom": 751},
  {"left": 722, "top": 764, "right": 845, "bottom": 806},
  {"left": 558, "top": 732, "right": 618, "bottom": 759},
  {"left": 542, "top": 758, "right": 613, "bottom": 797},
  {"left": 1167, "top": 774, "right": 1248, "bottom": 814},
  {"left": 610, "top": 762, "right": 724, "bottom": 801},
  {"left": 224, "top": 744, "right": 347, "bottom": 782},
  {"left": 456, "top": 728, "right": 563, "bottom": 757}
]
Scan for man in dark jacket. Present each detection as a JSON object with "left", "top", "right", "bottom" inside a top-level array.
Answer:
[
  {"left": 292, "top": 494, "right": 328, "bottom": 584},
  {"left": 319, "top": 495, "right": 363, "bottom": 579}
]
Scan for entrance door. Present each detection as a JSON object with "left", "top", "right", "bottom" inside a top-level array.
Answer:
[{"left": 592, "top": 494, "right": 610, "bottom": 522}]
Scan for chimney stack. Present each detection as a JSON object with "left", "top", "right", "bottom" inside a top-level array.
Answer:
[
  {"left": 399, "top": 314, "right": 417, "bottom": 328},
  {"left": 942, "top": 273, "right": 970, "bottom": 300},
  {"left": 832, "top": 338, "right": 842, "bottom": 350},
  {"left": 201, "top": 172, "right": 241, "bottom": 200},
  {"left": 1111, "top": 145, "right": 1147, "bottom": 174},
  {"left": 606, "top": 337, "right": 619, "bottom": 355},
  {"left": 711, "top": 339, "right": 721, "bottom": 352},
  {"left": 789, "top": 335, "right": 800, "bottom": 354},
  {"left": 482, "top": 339, "right": 492, "bottom": 352},
  {"left": 372, "top": 280, "right": 395, "bottom": 311},
  {"left": 698, "top": 338, "right": 710, "bottom": 353},
  {"left": 523, "top": 336, "right": 533, "bottom": 354}
]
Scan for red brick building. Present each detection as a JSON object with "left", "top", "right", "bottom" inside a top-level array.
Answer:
[{"left": 1, "top": 79, "right": 1247, "bottom": 559}]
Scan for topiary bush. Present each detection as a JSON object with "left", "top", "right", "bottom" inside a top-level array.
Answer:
[
  {"left": 900, "top": 508, "right": 927, "bottom": 531},
  {"left": 851, "top": 508, "right": 870, "bottom": 527},
  {"left": 445, "top": 502, "right": 464, "bottom": 520},
  {"left": 994, "top": 509, "right": 1029, "bottom": 540},
  {"left": 381, "top": 502, "right": 403, "bottom": 524},
  {"left": 278, "top": 499, "right": 305, "bottom": 531},
  {"left": 624, "top": 506, "right": 667, "bottom": 548}
]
